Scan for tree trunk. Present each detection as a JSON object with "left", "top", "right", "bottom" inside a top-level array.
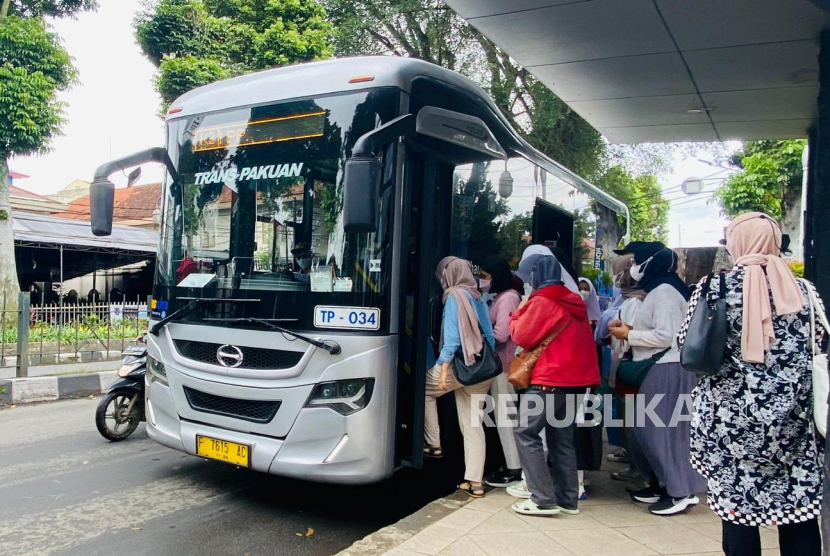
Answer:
[
  {"left": 595, "top": 204, "right": 624, "bottom": 270},
  {"left": 780, "top": 183, "right": 803, "bottom": 260},
  {"left": 0, "top": 0, "right": 11, "bottom": 19},
  {"left": 0, "top": 153, "right": 21, "bottom": 312}
]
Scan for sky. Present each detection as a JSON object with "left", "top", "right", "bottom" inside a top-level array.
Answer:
[
  {"left": 10, "top": 0, "right": 165, "bottom": 192},
  {"left": 9, "top": 0, "right": 732, "bottom": 248}
]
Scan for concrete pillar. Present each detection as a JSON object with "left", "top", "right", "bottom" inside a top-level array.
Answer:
[{"left": 805, "top": 30, "right": 830, "bottom": 300}]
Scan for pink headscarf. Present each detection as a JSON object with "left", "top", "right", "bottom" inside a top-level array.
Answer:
[
  {"left": 435, "top": 256, "right": 483, "bottom": 366},
  {"left": 726, "top": 212, "right": 804, "bottom": 363}
]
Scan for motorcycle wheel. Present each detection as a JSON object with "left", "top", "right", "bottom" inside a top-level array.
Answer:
[{"left": 95, "top": 390, "right": 141, "bottom": 441}]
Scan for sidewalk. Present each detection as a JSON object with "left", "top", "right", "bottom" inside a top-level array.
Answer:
[{"left": 371, "top": 464, "right": 781, "bottom": 556}]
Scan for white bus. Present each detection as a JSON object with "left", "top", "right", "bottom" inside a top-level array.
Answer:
[{"left": 89, "top": 56, "right": 629, "bottom": 484}]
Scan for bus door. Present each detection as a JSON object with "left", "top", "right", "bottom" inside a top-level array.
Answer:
[
  {"left": 533, "top": 198, "right": 576, "bottom": 262},
  {"left": 396, "top": 150, "right": 454, "bottom": 470}
]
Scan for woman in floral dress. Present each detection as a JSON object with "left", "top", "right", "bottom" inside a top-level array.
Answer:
[{"left": 678, "top": 212, "right": 825, "bottom": 556}]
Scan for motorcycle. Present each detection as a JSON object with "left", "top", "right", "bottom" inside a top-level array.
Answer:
[{"left": 95, "top": 343, "right": 146, "bottom": 441}]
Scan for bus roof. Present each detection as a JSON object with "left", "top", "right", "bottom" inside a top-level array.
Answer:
[{"left": 168, "top": 56, "right": 629, "bottom": 220}]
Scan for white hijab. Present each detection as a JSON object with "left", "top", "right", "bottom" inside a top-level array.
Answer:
[{"left": 519, "top": 245, "right": 579, "bottom": 293}]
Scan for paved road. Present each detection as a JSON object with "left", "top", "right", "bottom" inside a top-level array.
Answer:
[{"left": 0, "top": 399, "right": 461, "bottom": 556}]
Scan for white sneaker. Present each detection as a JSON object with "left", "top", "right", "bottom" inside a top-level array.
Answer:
[{"left": 507, "top": 480, "right": 531, "bottom": 499}]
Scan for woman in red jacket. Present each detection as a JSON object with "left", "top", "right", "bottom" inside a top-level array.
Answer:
[{"left": 509, "top": 251, "right": 600, "bottom": 517}]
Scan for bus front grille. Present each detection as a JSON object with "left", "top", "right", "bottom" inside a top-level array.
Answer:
[
  {"left": 183, "top": 386, "right": 281, "bottom": 423},
  {"left": 174, "top": 340, "right": 304, "bottom": 370}
]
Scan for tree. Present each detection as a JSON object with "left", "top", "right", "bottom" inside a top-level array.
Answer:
[
  {"left": 0, "top": 13, "right": 79, "bottom": 308},
  {"left": 135, "top": 0, "right": 334, "bottom": 111},
  {"left": 713, "top": 140, "right": 806, "bottom": 257},
  {"left": 500, "top": 212, "right": 531, "bottom": 268},
  {"left": 324, "top": 0, "right": 608, "bottom": 181},
  {"left": 1, "top": 0, "right": 96, "bottom": 18},
  {"left": 595, "top": 165, "right": 669, "bottom": 244}
]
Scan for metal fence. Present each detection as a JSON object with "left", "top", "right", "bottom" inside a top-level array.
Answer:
[{"left": 1, "top": 292, "right": 149, "bottom": 376}]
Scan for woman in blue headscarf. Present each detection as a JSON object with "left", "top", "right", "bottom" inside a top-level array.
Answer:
[{"left": 609, "top": 243, "right": 705, "bottom": 516}]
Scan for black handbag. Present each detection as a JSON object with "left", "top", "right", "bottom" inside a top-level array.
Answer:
[
  {"left": 680, "top": 273, "right": 728, "bottom": 376},
  {"left": 616, "top": 348, "right": 670, "bottom": 387},
  {"left": 452, "top": 324, "right": 503, "bottom": 386}
]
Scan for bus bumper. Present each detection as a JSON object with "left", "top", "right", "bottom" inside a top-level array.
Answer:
[{"left": 145, "top": 377, "right": 394, "bottom": 485}]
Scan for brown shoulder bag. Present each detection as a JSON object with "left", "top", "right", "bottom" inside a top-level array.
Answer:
[{"left": 507, "top": 319, "right": 570, "bottom": 390}]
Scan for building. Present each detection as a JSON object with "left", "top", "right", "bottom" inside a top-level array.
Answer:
[
  {"left": 50, "top": 179, "right": 92, "bottom": 204},
  {"left": 9, "top": 185, "right": 68, "bottom": 215},
  {"left": 52, "top": 182, "right": 162, "bottom": 229}
]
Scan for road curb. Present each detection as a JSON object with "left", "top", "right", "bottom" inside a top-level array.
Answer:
[
  {"left": 336, "top": 490, "right": 470, "bottom": 556},
  {"left": 0, "top": 371, "right": 119, "bottom": 404}
]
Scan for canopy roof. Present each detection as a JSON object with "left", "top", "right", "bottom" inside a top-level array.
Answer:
[
  {"left": 443, "top": 0, "right": 830, "bottom": 143},
  {"left": 13, "top": 212, "right": 158, "bottom": 254}
]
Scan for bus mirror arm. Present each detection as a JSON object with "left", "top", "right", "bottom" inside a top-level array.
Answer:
[
  {"left": 344, "top": 115, "right": 417, "bottom": 233},
  {"left": 90, "top": 147, "right": 179, "bottom": 237},
  {"left": 351, "top": 114, "right": 416, "bottom": 158}
]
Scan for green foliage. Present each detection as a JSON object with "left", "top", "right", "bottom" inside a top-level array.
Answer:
[
  {"left": 0, "top": 318, "right": 149, "bottom": 345},
  {"left": 787, "top": 260, "right": 804, "bottom": 278},
  {"left": 155, "top": 55, "right": 229, "bottom": 112},
  {"left": 714, "top": 140, "right": 806, "bottom": 219},
  {"left": 0, "top": 16, "right": 76, "bottom": 157},
  {"left": 501, "top": 212, "right": 532, "bottom": 268},
  {"left": 581, "top": 267, "right": 612, "bottom": 289},
  {"left": 595, "top": 166, "right": 669, "bottom": 243},
  {"left": 2, "top": 0, "right": 96, "bottom": 18},
  {"left": 324, "top": 0, "right": 606, "bottom": 182},
  {"left": 135, "top": 0, "right": 334, "bottom": 110}
]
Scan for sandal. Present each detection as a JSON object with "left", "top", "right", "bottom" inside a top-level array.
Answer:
[
  {"left": 423, "top": 445, "right": 443, "bottom": 459},
  {"left": 511, "top": 498, "right": 560, "bottom": 516},
  {"left": 458, "top": 482, "right": 485, "bottom": 498}
]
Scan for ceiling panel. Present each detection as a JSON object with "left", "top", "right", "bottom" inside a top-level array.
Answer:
[
  {"left": 685, "top": 41, "right": 819, "bottom": 93},
  {"left": 531, "top": 52, "right": 695, "bottom": 101},
  {"left": 702, "top": 87, "right": 818, "bottom": 122},
  {"left": 715, "top": 119, "right": 814, "bottom": 141},
  {"left": 466, "top": 0, "right": 673, "bottom": 67},
  {"left": 656, "top": 0, "right": 830, "bottom": 50},
  {"left": 568, "top": 94, "right": 708, "bottom": 128},
  {"left": 442, "top": 0, "right": 590, "bottom": 19},
  {"left": 600, "top": 123, "right": 719, "bottom": 143}
]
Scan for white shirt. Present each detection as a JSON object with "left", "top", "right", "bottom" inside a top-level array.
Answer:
[{"left": 628, "top": 284, "right": 688, "bottom": 363}]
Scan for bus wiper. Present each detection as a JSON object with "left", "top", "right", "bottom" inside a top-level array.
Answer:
[
  {"left": 206, "top": 317, "right": 342, "bottom": 355},
  {"left": 150, "top": 298, "right": 260, "bottom": 336}
]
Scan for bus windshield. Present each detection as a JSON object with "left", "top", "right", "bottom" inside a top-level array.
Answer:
[{"left": 154, "top": 88, "right": 399, "bottom": 331}]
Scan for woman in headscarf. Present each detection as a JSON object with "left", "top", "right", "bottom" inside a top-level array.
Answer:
[
  {"left": 520, "top": 245, "right": 579, "bottom": 293},
  {"left": 577, "top": 277, "right": 603, "bottom": 325},
  {"left": 678, "top": 213, "right": 825, "bottom": 556},
  {"left": 508, "top": 249, "right": 600, "bottom": 516},
  {"left": 423, "top": 256, "right": 496, "bottom": 498},
  {"left": 600, "top": 253, "right": 648, "bottom": 483},
  {"left": 478, "top": 256, "right": 524, "bottom": 488},
  {"left": 609, "top": 242, "right": 706, "bottom": 515}
]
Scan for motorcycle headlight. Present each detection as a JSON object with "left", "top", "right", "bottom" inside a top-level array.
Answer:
[
  {"left": 147, "top": 355, "right": 168, "bottom": 386},
  {"left": 118, "top": 361, "right": 143, "bottom": 378},
  {"left": 305, "top": 378, "right": 374, "bottom": 415}
]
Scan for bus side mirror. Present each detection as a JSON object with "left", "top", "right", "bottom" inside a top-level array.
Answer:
[
  {"left": 343, "top": 155, "right": 382, "bottom": 233},
  {"left": 90, "top": 178, "right": 115, "bottom": 236}
]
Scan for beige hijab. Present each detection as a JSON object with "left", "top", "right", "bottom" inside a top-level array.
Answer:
[
  {"left": 435, "top": 257, "right": 484, "bottom": 366},
  {"left": 611, "top": 254, "right": 646, "bottom": 301},
  {"left": 726, "top": 212, "right": 804, "bottom": 363}
]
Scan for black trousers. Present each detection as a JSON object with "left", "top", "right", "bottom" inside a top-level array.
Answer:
[{"left": 722, "top": 519, "right": 821, "bottom": 556}]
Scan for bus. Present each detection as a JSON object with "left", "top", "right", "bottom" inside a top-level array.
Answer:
[{"left": 89, "top": 56, "right": 629, "bottom": 484}]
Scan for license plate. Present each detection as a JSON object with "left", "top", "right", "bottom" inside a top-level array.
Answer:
[
  {"left": 196, "top": 435, "right": 250, "bottom": 467},
  {"left": 314, "top": 306, "right": 380, "bottom": 330}
]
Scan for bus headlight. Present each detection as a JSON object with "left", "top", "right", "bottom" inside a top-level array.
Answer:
[
  {"left": 305, "top": 378, "right": 374, "bottom": 415},
  {"left": 147, "top": 355, "right": 168, "bottom": 386}
]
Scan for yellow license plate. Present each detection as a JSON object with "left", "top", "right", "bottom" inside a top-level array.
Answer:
[{"left": 196, "top": 435, "right": 250, "bottom": 467}]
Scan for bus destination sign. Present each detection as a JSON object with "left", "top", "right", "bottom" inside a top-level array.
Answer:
[{"left": 194, "top": 111, "right": 326, "bottom": 152}]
